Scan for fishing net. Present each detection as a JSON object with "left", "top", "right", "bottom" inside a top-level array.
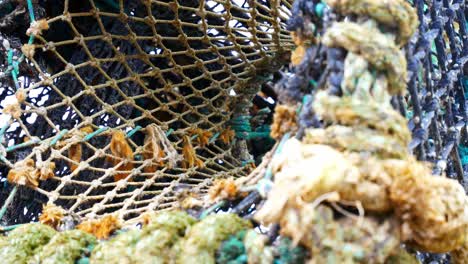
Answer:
[
  {"left": 0, "top": 0, "right": 292, "bottom": 224},
  {"left": 0, "top": 0, "right": 467, "bottom": 263}
]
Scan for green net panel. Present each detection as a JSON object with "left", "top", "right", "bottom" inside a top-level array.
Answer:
[{"left": 0, "top": 0, "right": 293, "bottom": 223}]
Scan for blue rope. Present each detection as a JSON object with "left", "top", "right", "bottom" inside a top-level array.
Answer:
[
  {"left": 6, "top": 137, "right": 40, "bottom": 152},
  {"left": 26, "top": 0, "right": 35, "bottom": 22},
  {"left": 459, "top": 76, "right": 468, "bottom": 165},
  {"left": 165, "top": 128, "right": 174, "bottom": 137},
  {"left": 458, "top": 145, "right": 468, "bottom": 166},
  {"left": 241, "top": 159, "right": 255, "bottom": 167},
  {"left": 209, "top": 132, "right": 221, "bottom": 144},
  {"left": 264, "top": 132, "right": 290, "bottom": 181},
  {"left": 4, "top": 0, "right": 37, "bottom": 90},
  {"left": 0, "top": 186, "right": 17, "bottom": 221},
  {"left": 200, "top": 200, "right": 227, "bottom": 219},
  {"left": 229, "top": 115, "right": 272, "bottom": 140},
  {"left": 314, "top": 2, "right": 326, "bottom": 18},
  {"left": 50, "top": 129, "right": 68, "bottom": 146},
  {"left": 125, "top": 126, "right": 142, "bottom": 138},
  {"left": 83, "top": 127, "right": 108, "bottom": 142},
  {"left": 0, "top": 121, "right": 10, "bottom": 138}
]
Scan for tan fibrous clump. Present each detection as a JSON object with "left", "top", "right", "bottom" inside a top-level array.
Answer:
[
  {"left": 291, "top": 45, "right": 306, "bottom": 66},
  {"left": 254, "top": 138, "right": 394, "bottom": 223},
  {"left": 68, "top": 126, "right": 93, "bottom": 172},
  {"left": 208, "top": 178, "right": 240, "bottom": 203},
  {"left": 271, "top": 104, "right": 298, "bottom": 140},
  {"left": 189, "top": 128, "right": 213, "bottom": 147},
  {"left": 389, "top": 160, "right": 468, "bottom": 253},
  {"left": 325, "top": 0, "right": 418, "bottom": 46},
  {"left": 219, "top": 127, "right": 235, "bottom": 144},
  {"left": 180, "top": 193, "right": 204, "bottom": 209},
  {"left": 76, "top": 215, "right": 121, "bottom": 240},
  {"left": 7, "top": 158, "right": 37, "bottom": 187},
  {"left": 67, "top": 144, "right": 82, "bottom": 173},
  {"left": 322, "top": 22, "right": 407, "bottom": 94},
  {"left": 140, "top": 212, "right": 153, "bottom": 226},
  {"left": 26, "top": 19, "right": 49, "bottom": 36},
  {"left": 172, "top": 187, "right": 205, "bottom": 209},
  {"left": 304, "top": 125, "right": 409, "bottom": 159},
  {"left": 314, "top": 91, "right": 411, "bottom": 144},
  {"left": 7, "top": 158, "right": 55, "bottom": 187},
  {"left": 290, "top": 32, "right": 311, "bottom": 66},
  {"left": 3, "top": 103, "right": 21, "bottom": 119},
  {"left": 109, "top": 130, "right": 134, "bottom": 181},
  {"left": 142, "top": 124, "right": 181, "bottom": 173},
  {"left": 37, "top": 160, "right": 56, "bottom": 181},
  {"left": 21, "top": 44, "right": 36, "bottom": 59},
  {"left": 451, "top": 239, "right": 467, "bottom": 264},
  {"left": 255, "top": 139, "right": 356, "bottom": 224},
  {"left": 15, "top": 88, "right": 27, "bottom": 103},
  {"left": 39, "top": 203, "right": 66, "bottom": 229},
  {"left": 181, "top": 135, "right": 204, "bottom": 168},
  {"left": 255, "top": 137, "right": 468, "bottom": 253}
]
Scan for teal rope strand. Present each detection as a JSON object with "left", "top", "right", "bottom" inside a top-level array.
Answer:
[
  {"left": 165, "top": 128, "right": 174, "bottom": 137},
  {"left": 0, "top": 223, "right": 22, "bottom": 233},
  {"left": 0, "top": 186, "right": 17, "bottom": 221},
  {"left": 459, "top": 76, "right": 468, "bottom": 165},
  {"left": 49, "top": 129, "right": 68, "bottom": 146},
  {"left": 26, "top": 0, "right": 35, "bottom": 22},
  {"left": 7, "top": 50, "right": 18, "bottom": 88},
  {"left": 209, "top": 132, "right": 220, "bottom": 144},
  {"left": 83, "top": 127, "right": 108, "bottom": 142},
  {"left": 27, "top": 35, "right": 35, "bottom": 45},
  {"left": 229, "top": 115, "right": 271, "bottom": 140},
  {"left": 264, "top": 133, "right": 290, "bottom": 181},
  {"left": 6, "top": 137, "right": 40, "bottom": 152},
  {"left": 241, "top": 159, "right": 255, "bottom": 167},
  {"left": 125, "top": 126, "right": 142, "bottom": 138},
  {"left": 0, "top": 121, "right": 10, "bottom": 138},
  {"left": 458, "top": 145, "right": 468, "bottom": 166},
  {"left": 3, "top": 0, "right": 36, "bottom": 89},
  {"left": 7, "top": 49, "right": 13, "bottom": 66},
  {"left": 200, "top": 200, "right": 227, "bottom": 219}
]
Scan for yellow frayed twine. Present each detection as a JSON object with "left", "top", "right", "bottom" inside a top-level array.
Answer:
[
  {"left": 7, "top": 152, "right": 55, "bottom": 188},
  {"left": 39, "top": 203, "right": 66, "bottom": 229},
  {"left": 26, "top": 19, "right": 49, "bottom": 36}
]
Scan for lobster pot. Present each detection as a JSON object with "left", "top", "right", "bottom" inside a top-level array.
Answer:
[{"left": 0, "top": 0, "right": 293, "bottom": 224}]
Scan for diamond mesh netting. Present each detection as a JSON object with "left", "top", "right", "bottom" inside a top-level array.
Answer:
[
  {"left": 0, "top": 0, "right": 467, "bottom": 263},
  {"left": 0, "top": 0, "right": 293, "bottom": 224}
]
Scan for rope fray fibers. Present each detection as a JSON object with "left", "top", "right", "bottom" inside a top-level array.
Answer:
[
  {"left": 7, "top": 155, "right": 55, "bottom": 188},
  {"left": 143, "top": 124, "right": 181, "bottom": 171}
]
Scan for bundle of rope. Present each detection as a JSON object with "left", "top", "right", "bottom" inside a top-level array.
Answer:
[{"left": 231, "top": 0, "right": 467, "bottom": 262}]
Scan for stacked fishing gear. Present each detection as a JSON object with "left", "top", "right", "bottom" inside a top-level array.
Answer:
[{"left": 0, "top": 0, "right": 467, "bottom": 263}]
